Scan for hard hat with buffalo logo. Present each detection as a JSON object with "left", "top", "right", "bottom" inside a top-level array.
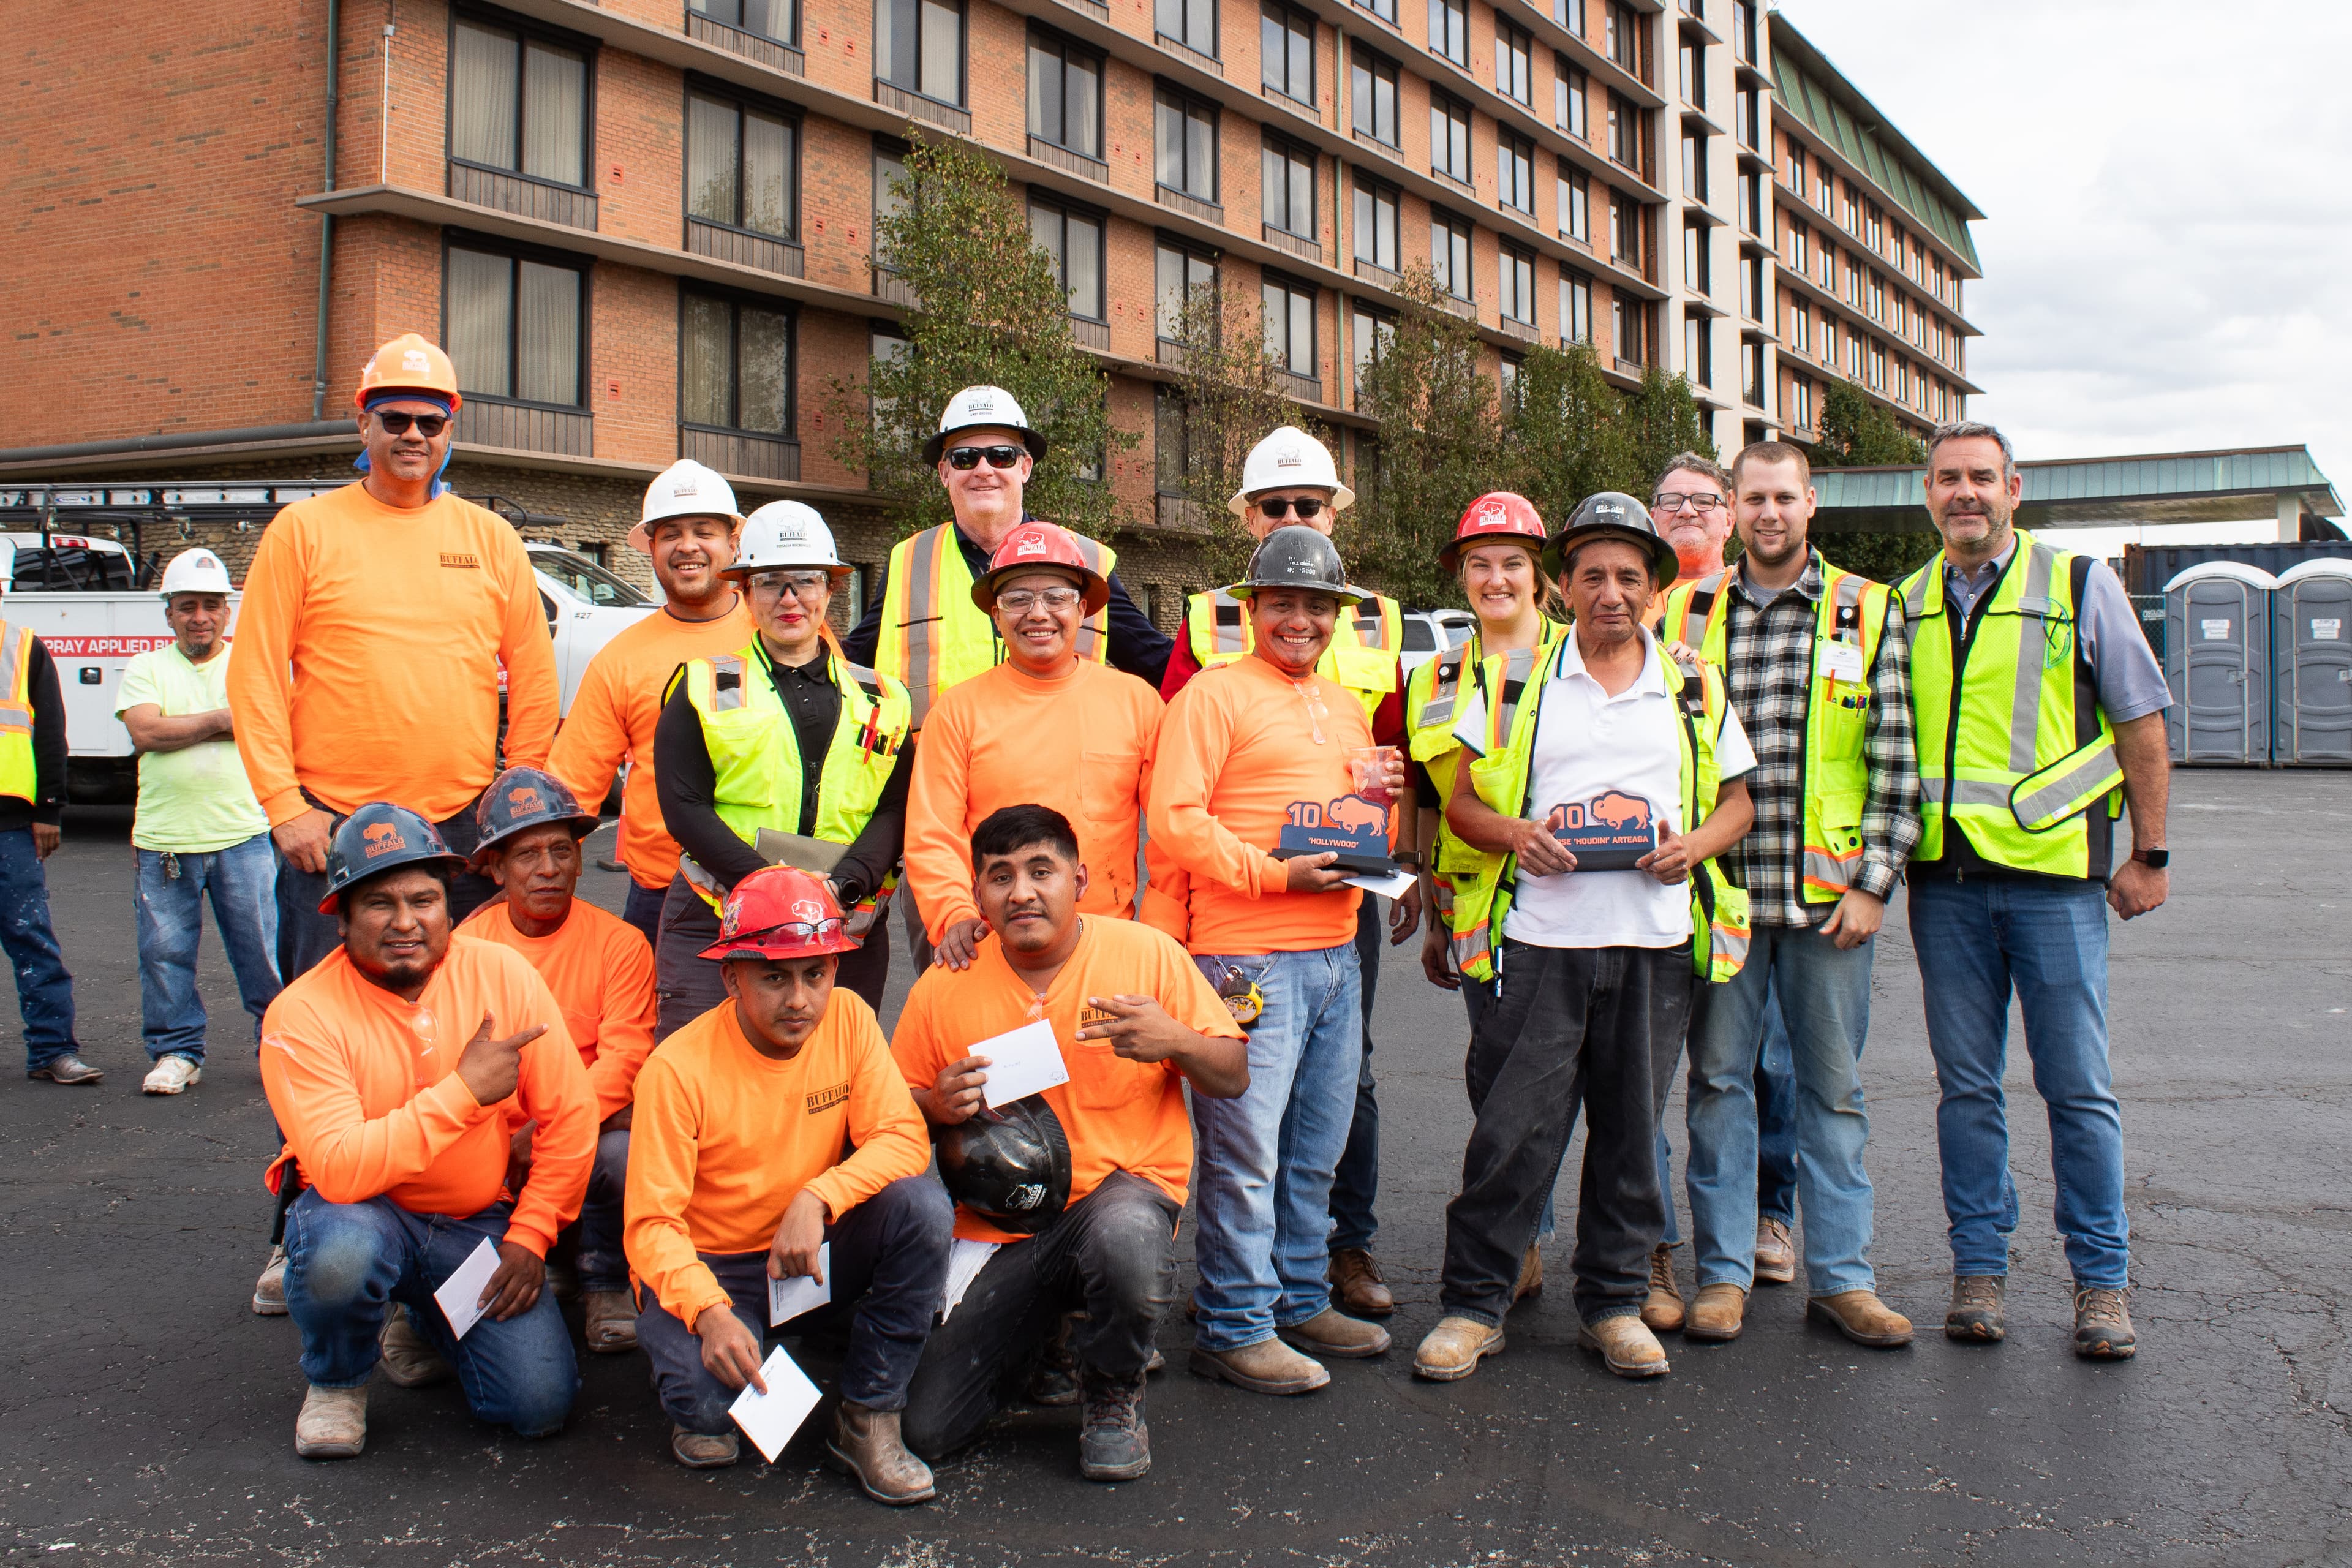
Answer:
[
  {"left": 472, "top": 766, "right": 601, "bottom": 865},
  {"left": 968, "top": 520, "right": 1110, "bottom": 614},
  {"left": 1439, "top": 492, "right": 1548, "bottom": 572},
  {"left": 353, "top": 333, "right": 462, "bottom": 412},
  {"left": 921, "top": 384, "right": 1049, "bottom": 466},
  {"left": 934, "top": 1096, "right": 1072, "bottom": 1234},
  {"left": 726, "top": 500, "right": 853, "bottom": 581},
  {"left": 628, "top": 458, "right": 742, "bottom": 553},
  {"left": 317, "top": 802, "right": 470, "bottom": 915},
  {"left": 698, "top": 865, "right": 862, "bottom": 962}
]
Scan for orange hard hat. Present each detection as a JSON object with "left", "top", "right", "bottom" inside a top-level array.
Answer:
[
  {"left": 1440, "top": 491, "right": 1547, "bottom": 572},
  {"left": 354, "top": 333, "right": 464, "bottom": 412},
  {"left": 969, "top": 521, "right": 1111, "bottom": 614},
  {"left": 698, "top": 865, "right": 861, "bottom": 962}
]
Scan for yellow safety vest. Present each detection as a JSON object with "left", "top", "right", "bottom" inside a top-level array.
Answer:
[
  {"left": 0, "top": 624, "right": 34, "bottom": 804},
  {"left": 1898, "top": 529, "right": 2124, "bottom": 880},
  {"left": 1660, "top": 556, "right": 1892, "bottom": 903},
  {"left": 674, "top": 639, "right": 913, "bottom": 911},
  {"left": 1185, "top": 587, "right": 1401, "bottom": 722},
  {"left": 1447, "top": 637, "right": 1749, "bottom": 985},
  {"left": 877, "top": 523, "right": 1114, "bottom": 730}
]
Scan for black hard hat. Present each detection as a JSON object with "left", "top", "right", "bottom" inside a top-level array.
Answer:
[
  {"left": 1539, "top": 491, "right": 1681, "bottom": 587},
  {"left": 473, "top": 765, "right": 600, "bottom": 864},
  {"left": 318, "top": 802, "right": 470, "bottom": 915},
  {"left": 933, "top": 1096, "right": 1072, "bottom": 1234},
  {"left": 1231, "top": 524, "right": 1363, "bottom": 606}
]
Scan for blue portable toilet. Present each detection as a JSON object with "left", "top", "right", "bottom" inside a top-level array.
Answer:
[
  {"left": 2163, "top": 562, "right": 2275, "bottom": 764},
  {"left": 2273, "top": 558, "right": 2352, "bottom": 765}
]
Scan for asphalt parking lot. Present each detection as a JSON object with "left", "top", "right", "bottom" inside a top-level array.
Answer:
[{"left": 1, "top": 767, "right": 2346, "bottom": 1567}]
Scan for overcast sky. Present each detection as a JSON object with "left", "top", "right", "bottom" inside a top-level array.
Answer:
[{"left": 1781, "top": 0, "right": 2352, "bottom": 549}]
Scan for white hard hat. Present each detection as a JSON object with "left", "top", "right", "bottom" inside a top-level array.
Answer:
[
  {"left": 159, "top": 548, "right": 233, "bottom": 599},
  {"left": 1229, "top": 426, "right": 1354, "bottom": 516},
  {"left": 921, "top": 385, "right": 1048, "bottom": 465},
  {"left": 629, "top": 459, "right": 742, "bottom": 552},
  {"left": 726, "top": 501, "right": 851, "bottom": 580}
]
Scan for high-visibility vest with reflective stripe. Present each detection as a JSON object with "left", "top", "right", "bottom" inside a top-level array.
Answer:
[
  {"left": 1448, "top": 637, "right": 1749, "bottom": 985},
  {"left": 877, "top": 524, "right": 1114, "bottom": 731},
  {"left": 1898, "top": 529, "right": 2123, "bottom": 880},
  {"left": 1183, "top": 587, "right": 1401, "bottom": 722},
  {"left": 1660, "top": 557, "right": 1892, "bottom": 903},
  {"left": 0, "top": 624, "right": 34, "bottom": 804},
  {"left": 676, "top": 640, "right": 913, "bottom": 911}
]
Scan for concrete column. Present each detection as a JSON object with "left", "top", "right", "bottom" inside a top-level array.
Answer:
[{"left": 2279, "top": 492, "right": 2302, "bottom": 543}]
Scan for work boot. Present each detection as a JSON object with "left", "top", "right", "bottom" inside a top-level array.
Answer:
[
  {"left": 1187, "top": 1337, "right": 1330, "bottom": 1395},
  {"left": 141, "top": 1055, "right": 202, "bottom": 1095},
  {"left": 1412, "top": 1315, "right": 1504, "bottom": 1382},
  {"left": 377, "top": 1303, "right": 454, "bottom": 1388},
  {"left": 252, "top": 1245, "right": 289, "bottom": 1316},
  {"left": 670, "top": 1424, "right": 740, "bottom": 1469},
  {"left": 28, "top": 1054, "right": 102, "bottom": 1085},
  {"left": 1809, "top": 1289, "right": 1913, "bottom": 1348},
  {"left": 583, "top": 1289, "right": 638, "bottom": 1354},
  {"left": 1945, "top": 1275, "right": 2007, "bottom": 1343},
  {"left": 1754, "top": 1216, "right": 1796, "bottom": 1285},
  {"left": 294, "top": 1382, "right": 369, "bottom": 1460},
  {"left": 1276, "top": 1306, "right": 1390, "bottom": 1360},
  {"left": 1640, "top": 1244, "right": 1685, "bottom": 1333},
  {"left": 1027, "top": 1310, "right": 1083, "bottom": 1406},
  {"left": 1514, "top": 1245, "right": 1545, "bottom": 1302},
  {"left": 1578, "top": 1314, "right": 1670, "bottom": 1378},
  {"left": 1327, "top": 1248, "right": 1395, "bottom": 1316},
  {"left": 543, "top": 1256, "right": 581, "bottom": 1306},
  {"left": 1077, "top": 1367, "right": 1152, "bottom": 1482},
  {"left": 2073, "top": 1287, "right": 2137, "bottom": 1360},
  {"left": 1685, "top": 1282, "right": 1747, "bottom": 1342},
  {"left": 826, "top": 1403, "right": 935, "bottom": 1504}
]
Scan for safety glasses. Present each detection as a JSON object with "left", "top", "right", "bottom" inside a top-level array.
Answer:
[
  {"left": 946, "top": 445, "right": 1025, "bottom": 470},
  {"left": 1256, "top": 497, "right": 1326, "bottom": 520},
  {"left": 736, "top": 917, "right": 848, "bottom": 946},
  {"left": 993, "top": 587, "right": 1082, "bottom": 613},
  {"left": 747, "top": 570, "right": 833, "bottom": 596},
  {"left": 372, "top": 411, "right": 450, "bottom": 437}
]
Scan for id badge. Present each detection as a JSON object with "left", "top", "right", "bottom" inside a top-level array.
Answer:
[{"left": 1817, "top": 638, "right": 1865, "bottom": 685}]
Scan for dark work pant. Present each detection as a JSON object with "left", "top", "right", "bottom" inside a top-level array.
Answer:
[
  {"left": 1328, "top": 897, "right": 1385, "bottom": 1254},
  {"left": 276, "top": 797, "right": 497, "bottom": 979},
  {"left": 1754, "top": 978, "right": 1800, "bottom": 1226},
  {"left": 1442, "top": 940, "right": 1694, "bottom": 1327},
  {"left": 636, "top": 1175, "right": 953, "bottom": 1432},
  {"left": 902, "top": 1172, "right": 1180, "bottom": 1460},
  {"left": 621, "top": 880, "right": 666, "bottom": 954},
  {"left": 654, "top": 875, "right": 891, "bottom": 1041}
]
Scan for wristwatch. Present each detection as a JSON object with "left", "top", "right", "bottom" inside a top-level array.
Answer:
[{"left": 2130, "top": 848, "right": 2169, "bottom": 869}]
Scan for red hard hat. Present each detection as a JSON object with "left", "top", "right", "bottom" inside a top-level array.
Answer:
[
  {"left": 1440, "top": 492, "right": 1548, "bottom": 572},
  {"left": 698, "top": 865, "right": 862, "bottom": 962},
  {"left": 970, "top": 521, "right": 1112, "bottom": 614}
]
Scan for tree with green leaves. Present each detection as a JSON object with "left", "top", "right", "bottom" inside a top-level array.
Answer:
[
  {"left": 1158, "top": 281, "right": 1303, "bottom": 590},
  {"left": 1506, "top": 337, "right": 1637, "bottom": 530},
  {"left": 1618, "top": 366, "right": 1721, "bottom": 492}
]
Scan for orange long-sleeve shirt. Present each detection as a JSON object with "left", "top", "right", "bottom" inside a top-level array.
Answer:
[
  {"left": 624, "top": 991, "right": 930, "bottom": 1331},
  {"left": 903, "top": 660, "right": 1163, "bottom": 942},
  {"left": 1147, "top": 655, "right": 1366, "bottom": 955},
  {"left": 228, "top": 482, "right": 560, "bottom": 826},
  {"left": 258, "top": 935, "right": 595, "bottom": 1257},
  {"left": 458, "top": 897, "right": 656, "bottom": 1123},
  {"left": 548, "top": 597, "right": 756, "bottom": 891}
]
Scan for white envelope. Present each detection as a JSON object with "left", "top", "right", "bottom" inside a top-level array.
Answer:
[
  {"left": 432, "top": 1236, "right": 503, "bottom": 1341},
  {"left": 767, "top": 1244, "right": 832, "bottom": 1326},
  {"left": 1343, "top": 866, "right": 1419, "bottom": 900},
  {"left": 728, "top": 1344, "right": 824, "bottom": 1464},
  {"left": 976, "top": 1019, "right": 1069, "bottom": 1110},
  {"left": 938, "top": 1238, "right": 1001, "bottom": 1324}
]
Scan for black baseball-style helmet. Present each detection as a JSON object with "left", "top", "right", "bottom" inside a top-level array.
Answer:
[
  {"left": 472, "top": 765, "right": 600, "bottom": 865},
  {"left": 1539, "top": 491, "right": 1681, "bottom": 587},
  {"left": 317, "top": 802, "right": 470, "bottom": 915},
  {"left": 934, "top": 1096, "right": 1073, "bottom": 1234},
  {"left": 1230, "top": 524, "right": 1364, "bottom": 606}
]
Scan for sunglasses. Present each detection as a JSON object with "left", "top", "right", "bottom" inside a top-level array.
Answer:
[
  {"left": 372, "top": 410, "right": 450, "bottom": 437},
  {"left": 946, "top": 445, "right": 1025, "bottom": 470},
  {"left": 1256, "top": 497, "right": 1326, "bottom": 520}
]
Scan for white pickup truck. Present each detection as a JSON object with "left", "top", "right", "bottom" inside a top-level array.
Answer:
[{"left": 0, "top": 483, "right": 655, "bottom": 803}]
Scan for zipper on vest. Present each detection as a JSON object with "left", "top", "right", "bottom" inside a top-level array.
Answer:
[{"left": 1939, "top": 557, "right": 2008, "bottom": 880}]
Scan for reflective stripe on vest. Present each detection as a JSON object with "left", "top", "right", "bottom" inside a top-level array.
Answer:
[
  {"left": 1185, "top": 587, "right": 1399, "bottom": 722},
  {"left": 0, "top": 624, "right": 36, "bottom": 805},
  {"left": 880, "top": 524, "right": 1115, "bottom": 729}
]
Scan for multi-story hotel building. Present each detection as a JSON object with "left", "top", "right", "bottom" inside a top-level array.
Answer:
[{"left": 1, "top": 0, "right": 1980, "bottom": 605}]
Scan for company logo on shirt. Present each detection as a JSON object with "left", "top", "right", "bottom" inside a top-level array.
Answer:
[
  {"left": 1079, "top": 1003, "right": 1118, "bottom": 1030},
  {"left": 440, "top": 552, "right": 481, "bottom": 570},
  {"left": 361, "top": 823, "right": 406, "bottom": 858},
  {"left": 805, "top": 1081, "right": 850, "bottom": 1114}
]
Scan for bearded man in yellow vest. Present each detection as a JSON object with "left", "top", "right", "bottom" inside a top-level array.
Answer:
[
  {"left": 1899, "top": 422, "right": 2171, "bottom": 1362},
  {"left": 653, "top": 505, "right": 914, "bottom": 1037}
]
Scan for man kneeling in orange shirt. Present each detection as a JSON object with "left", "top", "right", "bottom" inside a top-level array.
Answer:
[
  {"left": 262, "top": 804, "right": 595, "bottom": 1460},
  {"left": 461, "top": 767, "right": 656, "bottom": 1354},
  {"left": 625, "top": 867, "right": 951, "bottom": 1499},
  {"left": 896, "top": 805, "right": 1248, "bottom": 1482}
]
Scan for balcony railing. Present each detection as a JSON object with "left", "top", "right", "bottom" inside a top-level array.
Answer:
[
  {"left": 685, "top": 10, "right": 804, "bottom": 74},
  {"left": 1070, "top": 317, "right": 1110, "bottom": 350},
  {"left": 1353, "top": 257, "right": 1402, "bottom": 287},
  {"left": 1027, "top": 137, "right": 1110, "bottom": 184},
  {"left": 874, "top": 80, "right": 970, "bottom": 134},
  {"left": 1500, "top": 316, "right": 1539, "bottom": 342},
  {"left": 680, "top": 426, "right": 801, "bottom": 481},
  {"left": 1262, "top": 225, "right": 1321, "bottom": 263},
  {"left": 1155, "top": 494, "right": 1211, "bottom": 532},
  {"left": 687, "top": 218, "right": 804, "bottom": 277},
  {"left": 457, "top": 398, "right": 593, "bottom": 456},
  {"left": 872, "top": 268, "right": 918, "bottom": 308},
  {"left": 1153, "top": 33, "right": 1222, "bottom": 75},
  {"left": 447, "top": 163, "right": 597, "bottom": 230},
  {"left": 1155, "top": 184, "right": 1222, "bottom": 223},
  {"left": 1276, "top": 368, "right": 1324, "bottom": 403}
]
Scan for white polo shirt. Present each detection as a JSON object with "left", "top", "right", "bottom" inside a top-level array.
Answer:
[{"left": 1454, "top": 627, "right": 1753, "bottom": 951}]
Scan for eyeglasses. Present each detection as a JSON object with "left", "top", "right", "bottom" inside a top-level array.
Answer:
[
  {"left": 748, "top": 570, "right": 832, "bottom": 595},
  {"left": 946, "top": 445, "right": 1025, "bottom": 470},
  {"left": 735, "top": 917, "right": 846, "bottom": 945},
  {"left": 994, "top": 587, "right": 1082, "bottom": 613},
  {"left": 1256, "top": 497, "right": 1326, "bottom": 520},
  {"left": 372, "top": 411, "right": 449, "bottom": 437},
  {"left": 1651, "top": 492, "right": 1723, "bottom": 514}
]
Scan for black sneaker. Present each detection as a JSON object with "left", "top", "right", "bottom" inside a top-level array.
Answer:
[
  {"left": 1025, "top": 1311, "right": 1083, "bottom": 1407},
  {"left": 1077, "top": 1368, "right": 1150, "bottom": 1482},
  {"left": 2073, "top": 1287, "right": 2136, "bottom": 1360},
  {"left": 1945, "top": 1275, "right": 2006, "bottom": 1343}
]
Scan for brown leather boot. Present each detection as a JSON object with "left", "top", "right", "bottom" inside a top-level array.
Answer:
[
  {"left": 826, "top": 1404, "right": 935, "bottom": 1505},
  {"left": 1276, "top": 1306, "right": 1391, "bottom": 1359},
  {"left": 583, "top": 1290, "right": 638, "bottom": 1354},
  {"left": 1685, "top": 1282, "right": 1747, "bottom": 1342},
  {"left": 1578, "top": 1314, "right": 1670, "bottom": 1378},
  {"left": 1413, "top": 1316, "right": 1504, "bottom": 1381},
  {"left": 1809, "top": 1289, "right": 1914, "bottom": 1348},
  {"left": 1514, "top": 1245, "right": 1544, "bottom": 1302},
  {"left": 1754, "top": 1217, "right": 1796, "bottom": 1284},
  {"left": 1327, "top": 1248, "right": 1395, "bottom": 1316},
  {"left": 1640, "top": 1244, "right": 1685, "bottom": 1333}
]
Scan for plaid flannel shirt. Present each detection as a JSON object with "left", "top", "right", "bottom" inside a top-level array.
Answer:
[{"left": 1719, "top": 552, "right": 1921, "bottom": 928}]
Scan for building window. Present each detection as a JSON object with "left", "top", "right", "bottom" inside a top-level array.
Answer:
[
  {"left": 1498, "top": 243, "right": 1536, "bottom": 325},
  {"left": 1735, "top": 83, "right": 1758, "bottom": 149},
  {"left": 1820, "top": 310, "right": 1839, "bottom": 366},
  {"left": 1262, "top": 137, "right": 1316, "bottom": 238},
  {"left": 1555, "top": 57, "right": 1587, "bottom": 138},
  {"left": 1430, "top": 91, "right": 1472, "bottom": 184},
  {"left": 1741, "top": 251, "right": 1763, "bottom": 319},
  {"left": 1156, "top": 0, "right": 1218, "bottom": 55},
  {"left": 681, "top": 290, "right": 793, "bottom": 434},
  {"left": 1609, "top": 189, "right": 1646, "bottom": 272},
  {"left": 686, "top": 90, "right": 797, "bottom": 239},
  {"left": 1154, "top": 237, "right": 1216, "bottom": 339},
  {"left": 1429, "top": 0, "right": 1468, "bottom": 66},
  {"left": 1678, "top": 37, "right": 1705, "bottom": 108},
  {"left": 876, "top": 0, "right": 963, "bottom": 104},
  {"left": 1613, "top": 295, "right": 1651, "bottom": 364},
  {"left": 1606, "top": 92, "right": 1648, "bottom": 176},
  {"left": 1558, "top": 0, "right": 1584, "bottom": 36},
  {"left": 692, "top": 0, "right": 796, "bottom": 43},
  {"left": 1154, "top": 385, "right": 1197, "bottom": 492},
  {"left": 1868, "top": 339, "right": 1887, "bottom": 391},
  {"left": 1743, "top": 339, "right": 1765, "bottom": 405},
  {"left": 872, "top": 140, "right": 910, "bottom": 264},
  {"left": 1787, "top": 299, "right": 1809, "bottom": 354},
  {"left": 1497, "top": 129, "right": 1534, "bottom": 214},
  {"left": 1029, "top": 198, "right": 1105, "bottom": 320},
  {"left": 1787, "top": 221, "right": 1807, "bottom": 273},
  {"left": 1262, "top": 3, "right": 1314, "bottom": 104},
  {"left": 1733, "top": 0, "right": 1757, "bottom": 62},
  {"left": 1351, "top": 47, "right": 1400, "bottom": 144},
  {"left": 1789, "top": 372, "right": 1814, "bottom": 431},
  {"left": 446, "top": 243, "right": 585, "bottom": 406},
  {"left": 1558, "top": 161, "right": 1589, "bottom": 242},
  {"left": 450, "top": 17, "right": 590, "bottom": 188},
  {"left": 1262, "top": 274, "right": 1316, "bottom": 377},
  {"left": 1683, "top": 219, "right": 1709, "bottom": 294},
  {"left": 1604, "top": 1, "right": 1645, "bottom": 81},
  {"left": 1738, "top": 167, "right": 1760, "bottom": 233},
  {"left": 1785, "top": 141, "right": 1805, "bottom": 198},
  {"left": 1864, "top": 202, "right": 1883, "bottom": 252},
  {"left": 1685, "top": 314, "right": 1711, "bottom": 386},
  {"left": 1155, "top": 88, "right": 1219, "bottom": 201},
  {"left": 1352, "top": 301, "right": 1393, "bottom": 404},
  {"left": 1028, "top": 30, "right": 1104, "bottom": 159},
  {"left": 1432, "top": 209, "right": 1472, "bottom": 300},
  {"left": 1353, "top": 173, "right": 1400, "bottom": 270},
  {"left": 1499, "top": 352, "right": 1521, "bottom": 407},
  {"left": 1560, "top": 269, "right": 1593, "bottom": 343},
  {"left": 1680, "top": 130, "right": 1706, "bottom": 201},
  {"left": 1359, "top": 0, "right": 1396, "bottom": 26},
  {"left": 1495, "top": 18, "right": 1531, "bottom": 104},
  {"left": 1868, "top": 270, "right": 1885, "bottom": 321}
]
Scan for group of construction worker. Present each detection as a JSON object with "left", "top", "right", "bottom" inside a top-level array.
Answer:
[{"left": 0, "top": 330, "right": 2171, "bottom": 1498}]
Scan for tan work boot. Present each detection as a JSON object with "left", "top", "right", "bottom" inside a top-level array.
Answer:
[
  {"left": 1754, "top": 1216, "right": 1796, "bottom": 1284},
  {"left": 1809, "top": 1289, "right": 1914, "bottom": 1348},
  {"left": 1276, "top": 1306, "right": 1391, "bottom": 1359},
  {"left": 252, "top": 1245, "right": 288, "bottom": 1316},
  {"left": 1685, "top": 1282, "right": 1748, "bottom": 1342},
  {"left": 1327, "top": 1248, "right": 1395, "bottom": 1316},
  {"left": 2072, "top": 1287, "right": 2137, "bottom": 1360},
  {"left": 671, "top": 1424, "right": 740, "bottom": 1468},
  {"left": 1187, "top": 1337, "right": 1330, "bottom": 1395},
  {"left": 1578, "top": 1314, "right": 1670, "bottom": 1378},
  {"left": 583, "top": 1289, "right": 638, "bottom": 1354},
  {"left": 294, "top": 1382, "right": 369, "bottom": 1460},
  {"left": 1412, "top": 1315, "right": 1504, "bottom": 1381},
  {"left": 377, "top": 1303, "right": 454, "bottom": 1387},
  {"left": 1640, "top": 1244, "right": 1685, "bottom": 1333},
  {"left": 1514, "top": 1245, "right": 1545, "bottom": 1302},
  {"left": 826, "top": 1403, "right": 935, "bottom": 1504}
]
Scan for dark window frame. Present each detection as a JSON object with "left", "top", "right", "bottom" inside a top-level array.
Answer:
[
  {"left": 1027, "top": 25, "right": 1107, "bottom": 160},
  {"left": 1497, "top": 126, "right": 1535, "bottom": 214},
  {"left": 1430, "top": 89, "right": 1472, "bottom": 184},
  {"left": 677, "top": 282, "right": 799, "bottom": 436},
  {"left": 1498, "top": 240, "right": 1537, "bottom": 325},
  {"left": 682, "top": 75, "right": 803, "bottom": 242},
  {"left": 875, "top": 0, "right": 968, "bottom": 108},
  {"left": 439, "top": 228, "right": 593, "bottom": 410},
  {"left": 1428, "top": 0, "right": 1469, "bottom": 67},
  {"left": 1028, "top": 193, "right": 1110, "bottom": 322},
  {"left": 1261, "top": 132, "right": 1319, "bottom": 238},
  {"left": 1555, "top": 54, "right": 1587, "bottom": 138},
  {"left": 688, "top": 0, "right": 800, "bottom": 48},
  {"left": 1431, "top": 205, "right": 1474, "bottom": 300},
  {"left": 1494, "top": 16, "right": 1532, "bottom": 104},
  {"left": 1153, "top": 232, "right": 1220, "bottom": 341},
  {"left": 445, "top": 6, "right": 600, "bottom": 194},
  {"left": 1261, "top": 268, "right": 1319, "bottom": 377},
  {"left": 1351, "top": 45, "right": 1401, "bottom": 145},
  {"left": 1352, "top": 170, "right": 1401, "bottom": 270},
  {"left": 1154, "top": 81, "right": 1221, "bottom": 202},
  {"left": 1261, "top": 1, "right": 1316, "bottom": 105},
  {"left": 1155, "top": 0, "right": 1220, "bottom": 59}
]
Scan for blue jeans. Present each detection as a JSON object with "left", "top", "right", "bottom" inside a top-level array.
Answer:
[
  {"left": 1328, "top": 899, "right": 1385, "bottom": 1254},
  {"left": 0, "top": 826, "right": 78, "bottom": 1071},
  {"left": 1190, "top": 942, "right": 1362, "bottom": 1351},
  {"left": 1755, "top": 989, "right": 1799, "bottom": 1225},
  {"left": 281, "top": 1189, "right": 578, "bottom": 1436},
  {"left": 578, "top": 1129, "right": 630, "bottom": 1294},
  {"left": 1909, "top": 876, "right": 2128, "bottom": 1289},
  {"left": 1686, "top": 924, "right": 1878, "bottom": 1294},
  {"left": 621, "top": 880, "right": 665, "bottom": 954},
  {"left": 134, "top": 834, "right": 282, "bottom": 1065}
]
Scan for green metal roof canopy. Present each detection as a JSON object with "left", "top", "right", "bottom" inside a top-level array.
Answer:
[{"left": 1808, "top": 446, "right": 2346, "bottom": 534}]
